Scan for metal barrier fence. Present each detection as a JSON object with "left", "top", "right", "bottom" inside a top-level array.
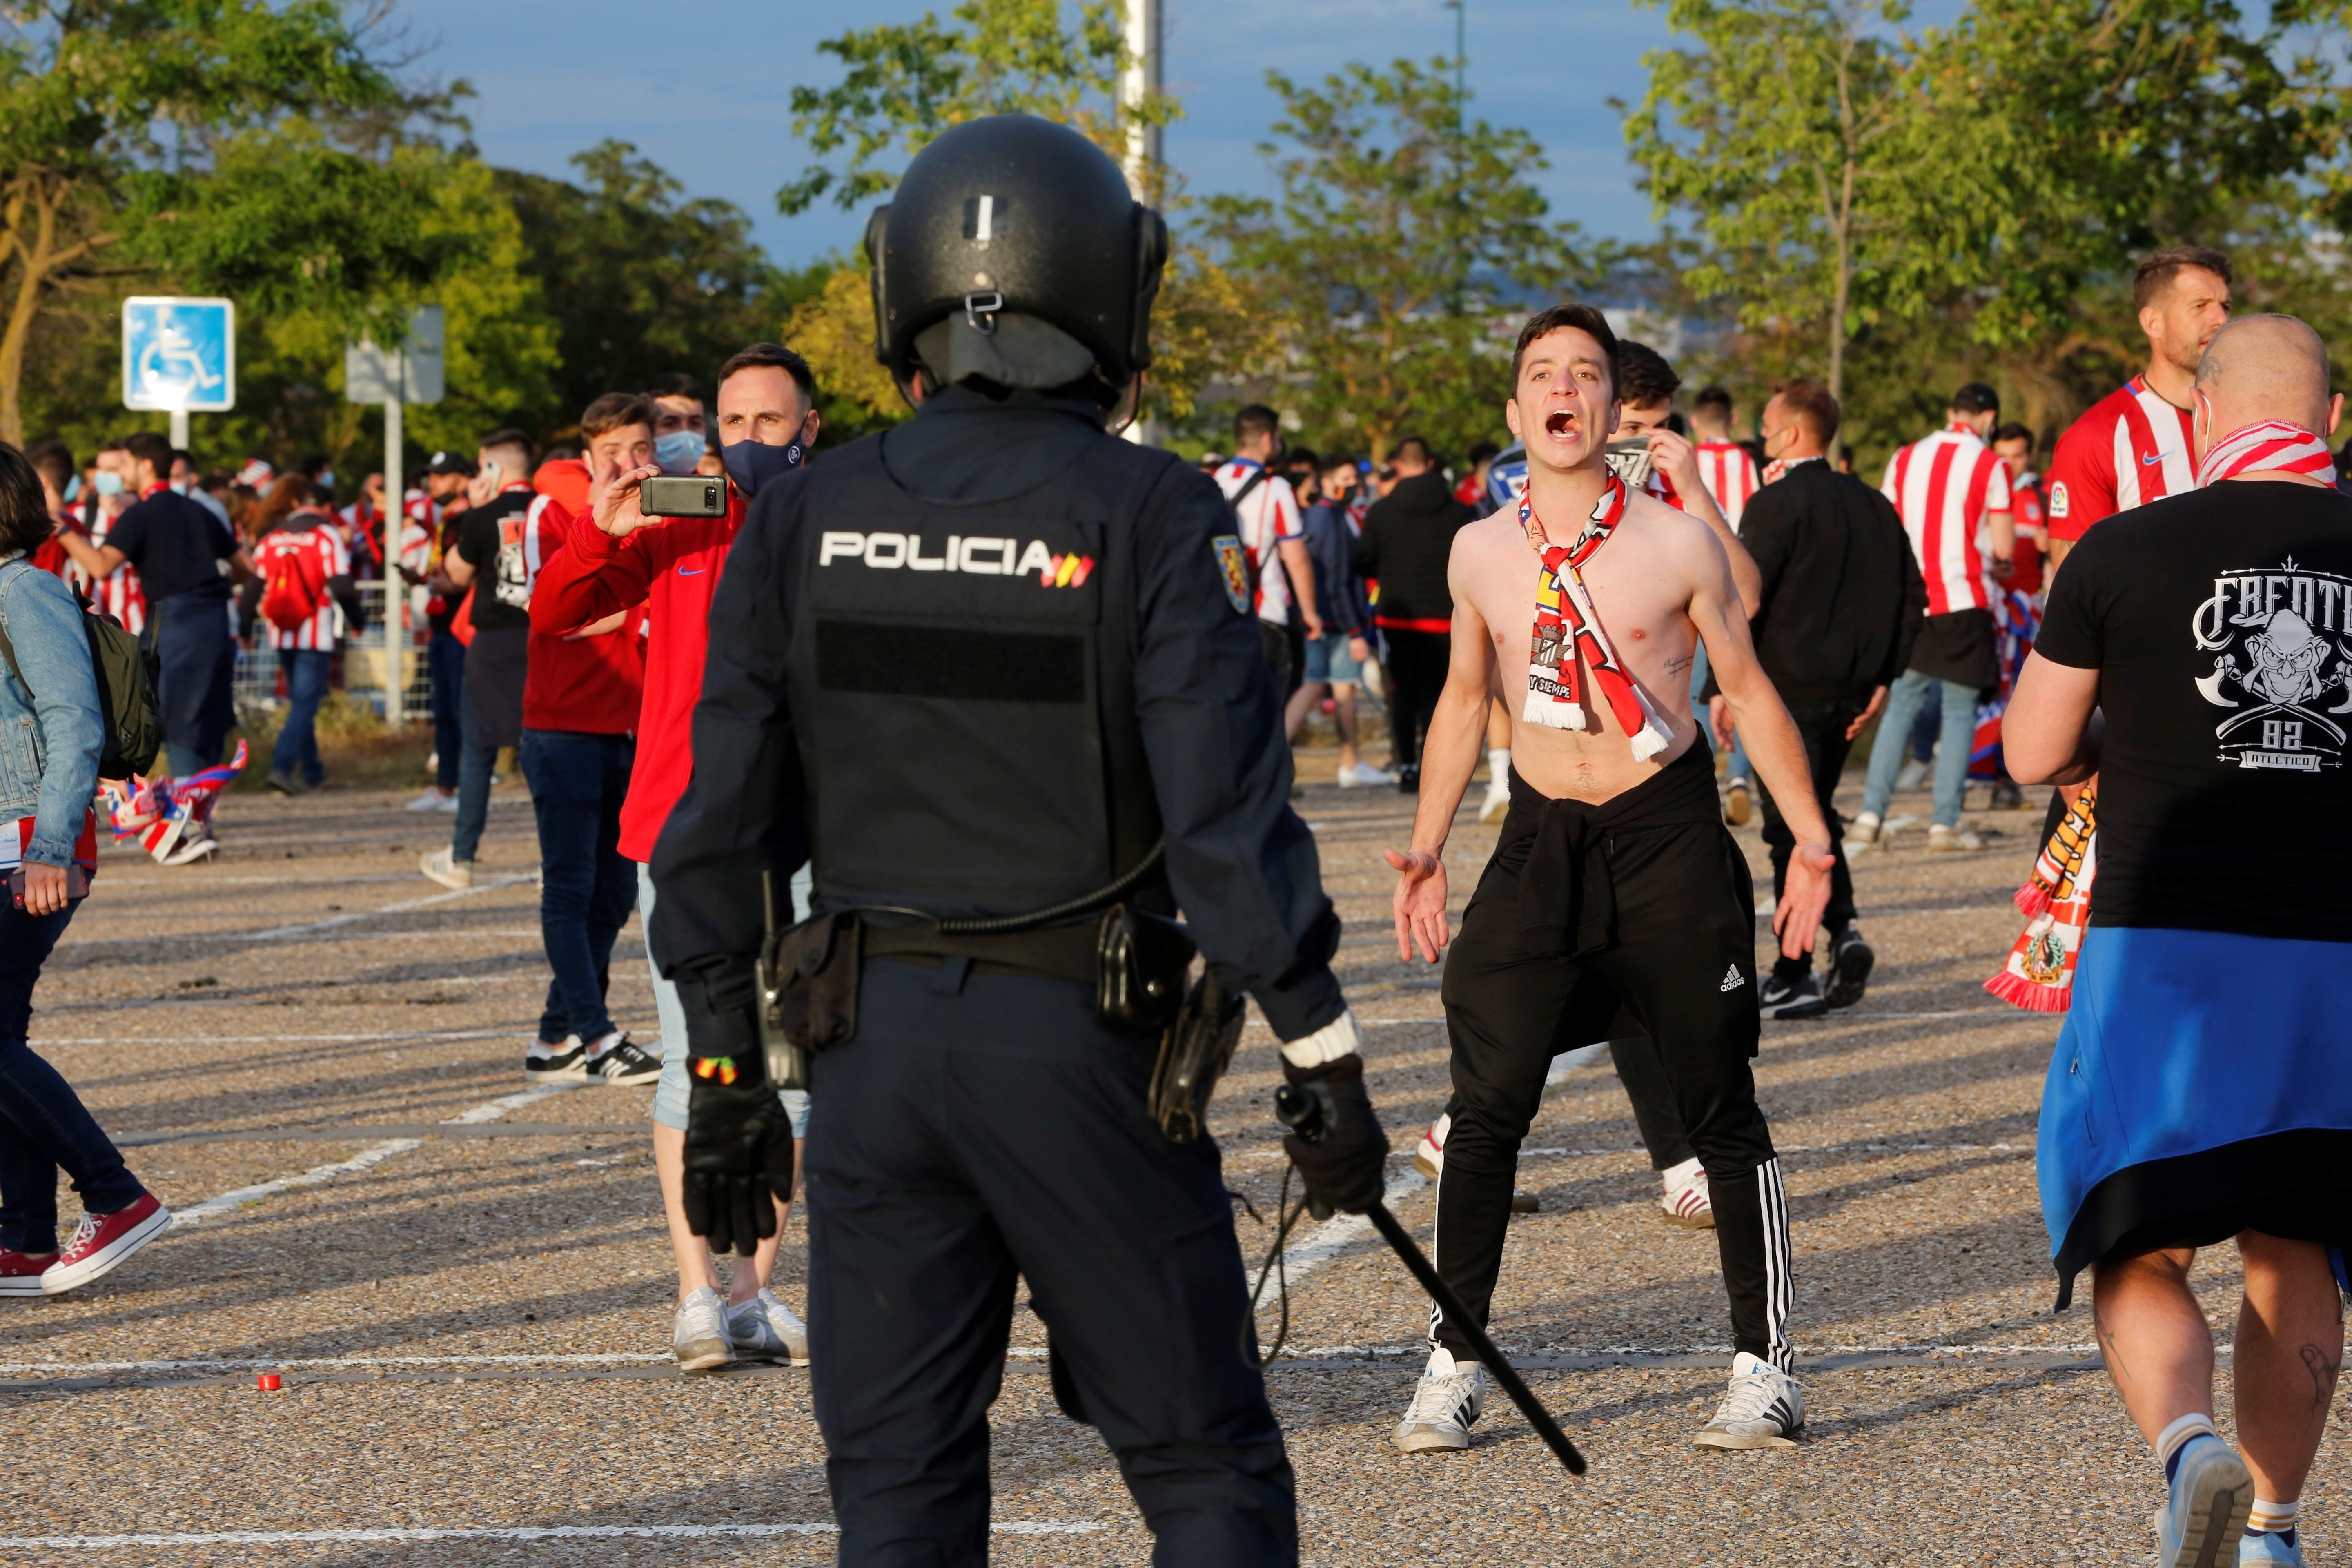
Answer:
[{"left": 232, "top": 579, "right": 435, "bottom": 723}]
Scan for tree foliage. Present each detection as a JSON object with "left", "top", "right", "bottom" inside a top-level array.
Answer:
[
  {"left": 1205, "top": 60, "right": 1583, "bottom": 463},
  {"left": 778, "top": 0, "right": 1175, "bottom": 215},
  {"left": 0, "top": 0, "right": 448, "bottom": 443}
]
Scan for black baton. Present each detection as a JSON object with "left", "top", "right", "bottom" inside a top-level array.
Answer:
[{"left": 1274, "top": 1087, "right": 1586, "bottom": 1476}]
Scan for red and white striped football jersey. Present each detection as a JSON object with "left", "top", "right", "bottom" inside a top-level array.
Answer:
[
  {"left": 87, "top": 512, "right": 145, "bottom": 637},
  {"left": 1695, "top": 440, "right": 1761, "bottom": 531},
  {"left": 1212, "top": 459, "right": 1305, "bottom": 624},
  {"left": 1882, "top": 424, "right": 2013, "bottom": 616},
  {"left": 255, "top": 518, "right": 350, "bottom": 652},
  {"left": 2043, "top": 376, "right": 2196, "bottom": 542}
]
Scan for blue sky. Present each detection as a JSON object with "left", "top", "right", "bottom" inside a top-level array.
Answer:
[{"left": 392, "top": 0, "right": 1674, "bottom": 268}]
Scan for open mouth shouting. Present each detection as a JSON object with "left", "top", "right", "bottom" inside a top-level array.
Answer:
[{"left": 1541, "top": 405, "right": 1585, "bottom": 450}]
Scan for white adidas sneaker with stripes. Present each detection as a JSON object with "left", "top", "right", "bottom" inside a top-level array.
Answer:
[
  {"left": 1694, "top": 1351, "right": 1803, "bottom": 1449},
  {"left": 1658, "top": 1156, "right": 1715, "bottom": 1228}
]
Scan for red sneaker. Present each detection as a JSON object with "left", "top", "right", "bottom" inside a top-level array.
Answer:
[
  {"left": 0, "top": 1248, "right": 58, "bottom": 1296},
  {"left": 43, "top": 1193, "right": 171, "bottom": 1294}
]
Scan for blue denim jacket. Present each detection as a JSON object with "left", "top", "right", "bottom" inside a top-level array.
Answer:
[{"left": 0, "top": 553, "right": 104, "bottom": 866}]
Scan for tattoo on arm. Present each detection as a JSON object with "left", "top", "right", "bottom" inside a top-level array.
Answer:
[{"left": 2301, "top": 1343, "right": 2339, "bottom": 1412}]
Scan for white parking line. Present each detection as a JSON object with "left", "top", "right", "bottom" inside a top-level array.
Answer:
[
  {"left": 60, "top": 875, "right": 539, "bottom": 947},
  {"left": 32, "top": 1028, "right": 523, "bottom": 1046},
  {"left": 167, "top": 1081, "right": 576, "bottom": 1231},
  {"left": 0, "top": 1522, "right": 1102, "bottom": 1548},
  {"left": 1246, "top": 1167, "right": 1429, "bottom": 1309}
]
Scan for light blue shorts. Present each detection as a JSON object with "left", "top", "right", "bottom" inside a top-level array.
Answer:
[
  {"left": 640, "top": 862, "right": 811, "bottom": 1138},
  {"left": 1302, "top": 630, "right": 1365, "bottom": 685}
]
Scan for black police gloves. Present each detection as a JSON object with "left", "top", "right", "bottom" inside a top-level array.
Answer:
[
  {"left": 683, "top": 1054, "right": 797, "bottom": 1257},
  {"left": 1278, "top": 1054, "right": 1390, "bottom": 1216}
]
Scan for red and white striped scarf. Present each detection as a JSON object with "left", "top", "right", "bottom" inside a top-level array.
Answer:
[
  {"left": 1519, "top": 475, "right": 1675, "bottom": 760},
  {"left": 2195, "top": 420, "right": 2337, "bottom": 488}
]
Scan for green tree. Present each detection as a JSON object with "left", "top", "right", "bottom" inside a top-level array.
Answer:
[
  {"left": 1627, "top": 0, "right": 1939, "bottom": 423},
  {"left": 1204, "top": 59, "right": 1581, "bottom": 463},
  {"left": 0, "top": 0, "right": 432, "bottom": 443},
  {"left": 499, "top": 141, "right": 791, "bottom": 430},
  {"left": 778, "top": 0, "right": 1174, "bottom": 214}
]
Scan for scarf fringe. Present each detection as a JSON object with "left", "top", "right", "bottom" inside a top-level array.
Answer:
[
  {"left": 1522, "top": 693, "right": 1587, "bottom": 731},
  {"left": 1984, "top": 968, "right": 2071, "bottom": 1013},
  {"left": 2013, "top": 882, "right": 2052, "bottom": 920}
]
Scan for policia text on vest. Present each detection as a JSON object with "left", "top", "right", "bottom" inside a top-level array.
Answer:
[{"left": 644, "top": 115, "right": 1389, "bottom": 1566}]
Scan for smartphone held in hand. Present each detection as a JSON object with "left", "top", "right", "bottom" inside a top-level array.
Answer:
[
  {"left": 640, "top": 476, "right": 728, "bottom": 519},
  {"left": 7, "top": 862, "right": 90, "bottom": 909}
]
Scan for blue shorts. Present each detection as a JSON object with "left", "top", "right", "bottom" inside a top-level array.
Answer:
[
  {"left": 1302, "top": 630, "right": 1365, "bottom": 686},
  {"left": 641, "top": 862, "right": 811, "bottom": 1138}
]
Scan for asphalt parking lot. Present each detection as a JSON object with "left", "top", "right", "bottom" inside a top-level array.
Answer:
[{"left": 2, "top": 756, "right": 2332, "bottom": 1566}]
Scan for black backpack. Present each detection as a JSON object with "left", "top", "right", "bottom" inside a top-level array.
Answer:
[{"left": 0, "top": 561, "right": 165, "bottom": 779}]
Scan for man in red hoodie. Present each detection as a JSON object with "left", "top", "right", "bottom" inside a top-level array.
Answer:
[{"left": 532, "top": 345, "right": 820, "bottom": 1371}]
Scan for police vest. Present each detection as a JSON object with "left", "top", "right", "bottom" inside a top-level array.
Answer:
[{"left": 784, "top": 438, "right": 1168, "bottom": 920}]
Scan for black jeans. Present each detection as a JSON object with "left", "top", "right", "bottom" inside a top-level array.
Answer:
[
  {"left": 1757, "top": 697, "right": 1862, "bottom": 977},
  {"left": 428, "top": 629, "right": 466, "bottom": 791},
  {"left": 1381, "top": 627, "right": 1450, "bottom": 771},
  {"left": 1435, "top": 759, "right": 1793, "bottom": 1371},
  {"left": 0, "top": 902, "right": 145, "bottom": 1254},
  {"left": 151, "top": 592, "right": 235, "bottom": 776},
  {"left": 807, "top": 962, "right": 1296, "bottom": 1566}
]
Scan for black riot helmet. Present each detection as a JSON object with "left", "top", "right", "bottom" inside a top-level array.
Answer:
[{"left": 866, "top": 114, "right": 1168, "bottom": 397}]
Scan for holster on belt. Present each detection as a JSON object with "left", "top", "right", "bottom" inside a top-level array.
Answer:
[{"left": 756, "top": 910, "right": 861, "bottom": 1091}]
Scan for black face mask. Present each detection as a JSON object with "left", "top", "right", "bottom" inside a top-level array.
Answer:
[{"left": 722, "top": 438, "right": 805, "bottom": 497}]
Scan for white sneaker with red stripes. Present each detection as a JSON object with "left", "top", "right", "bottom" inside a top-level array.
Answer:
[
  {"left": 1412, "top": 1112, "right": 1450, "bottom": 1180},
  {"left": 1659, "top": 1156, "right": 1715, "bottom": 1228}
]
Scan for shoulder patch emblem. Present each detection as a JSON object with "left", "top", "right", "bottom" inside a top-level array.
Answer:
[
  {"left": 1212, "top": 534, "right": 1251, "bottom": 614},
  {"left": 2048, "top": 480, "right": 2069, "bottom": 518}
]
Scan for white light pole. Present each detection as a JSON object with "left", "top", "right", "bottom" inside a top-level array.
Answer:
[
  {"left": 382, "top": 396, "right": 404, "bottom": 726},
  {"left": 1121, "top": 0, "right": 1163, "bottom": 447}
]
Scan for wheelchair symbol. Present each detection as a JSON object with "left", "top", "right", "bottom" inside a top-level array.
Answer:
[{"left": 138, "top": 316, "right": 224, "bottom": 399}]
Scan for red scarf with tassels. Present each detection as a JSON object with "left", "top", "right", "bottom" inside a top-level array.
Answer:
[{"left": 1987, "top": 782, "right": 2096, "bottom": 1012}]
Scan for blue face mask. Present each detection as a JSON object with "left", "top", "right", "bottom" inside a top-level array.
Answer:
[
  {"left": 317, "top": 469, "right": 334, "bottom": 490},
  {"left": 655, "top": 430, "right": 707, "bottom": 477},
  {"left": 93, "top": 471, "right": 124, "bottom": 498},
  {"left": 722, "top": 438, "right": 805, "bottom": 497}
]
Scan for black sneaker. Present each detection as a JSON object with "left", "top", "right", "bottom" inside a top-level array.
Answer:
[
  {"left": 1757, "top": 972, "right": 1827, "bottom": 1019},
  {"left": 1396, "top": 764, "right": 1421, "bottom": 794},
  {"left": 585, "top": 1033, "right": 662, "bottom": 1086},
  {"left": 1824, "top": 927, "right": 1874, "bottom": 1009},
  {"left": 524, "top": 1036, "right": 587, "bottom": 1082}
]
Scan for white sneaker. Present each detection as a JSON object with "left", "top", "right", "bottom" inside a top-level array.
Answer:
[
  {"left": 1659, "top": 1157, "right": 1715, "bottom": 1228},
  {"left": 1694, "top": 1351, "right": 1803, "bottom": 1448},
  {"left": 160, "top": 835, "right": 218, "bottom": 866},
  {"left": 1894, "top": 757, "right": 1929, "bottom": 793},
  {"left": 725, "top": 1288, "right": 810, "bottom": 1366},
  {"left": 1927, "top": 824, "right": 1984, "bottom": 853},
  {"left": 419, "top": 847, "right": 473, "bottom": 890},
  {"left": 404, "top": 787, "right": 452, "bottom": 813},
  {"left": 1412, "top": 1112, "right": 1450, "bottom": 1180},
  {"left": 1394, "top": 1348, "right": 1485, "bottom": 1453},
  {"left": 1336, "top": 761, "right": 1396, "bottom": 788},
  {"left": 672, "top": 1286, "right": 732, "bottom": 1373},
  {"left": 1478, "top": 784, "right": 1511, "bottom": 823},
  {"left": 2154, "top": 1436, "right": 2254, "bottom": 1568},
  {"left": 1842, "top": 810, "right": 1882, "bottom": 856},
  {"left": 437, "top": 793, "right": 461, "bottom": 813}
]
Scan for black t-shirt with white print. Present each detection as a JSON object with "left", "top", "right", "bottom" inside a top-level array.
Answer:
[{"left": 2035, "top": 480, "right": 2352, "bottom": 941}]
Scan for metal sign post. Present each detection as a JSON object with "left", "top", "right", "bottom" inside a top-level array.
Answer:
[
  {"left": 122, "top": 296, "right": 236, "bottom": 452},
  {"left": 345, "top": 306, "right": 445, "bottom": 727}
]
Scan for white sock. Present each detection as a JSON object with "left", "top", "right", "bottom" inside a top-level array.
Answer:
[
  {"left": 585, "top": 1029, "right": 623, "bottom": 1060},
  {"left": 2247, "top": 1499, "right": 2299, "bottom": 1539},
  {"left": 2156, "top": 1412, "right": 2220, "bottom": 1480},
  {"left": 1487, "top": 748, "right": 1510, "bottom": 788}
]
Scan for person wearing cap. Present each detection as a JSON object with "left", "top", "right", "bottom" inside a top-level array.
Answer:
[
  {"left": 405, "top": 451, "right": 475, "bottom": 812},
  {"left": 648, "top": 114, "right": 1385, "bottom": 1564}
]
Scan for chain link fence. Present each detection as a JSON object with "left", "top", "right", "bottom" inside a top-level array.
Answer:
[{"left": 232, "top": 578, "right": 435, "bottom": 723}]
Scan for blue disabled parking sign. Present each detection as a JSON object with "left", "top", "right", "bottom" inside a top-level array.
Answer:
[{"left": 121, "top": 296, "right": 236, "bottom": 412}]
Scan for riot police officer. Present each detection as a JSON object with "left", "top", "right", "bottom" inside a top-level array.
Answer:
[{"left": 648, "top": 114, "right": 1389, "bottom": 1566}]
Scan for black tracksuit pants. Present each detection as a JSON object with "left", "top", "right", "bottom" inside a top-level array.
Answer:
[
  {"left": 1434, "top": 745, "right": 1794, "bottom": 1371},
  {"left": 806, "top": 960, "right": 1295, "bottom": 1567},
  {"left": 1756, "top": 696, "right": 1862, "bottom": 979},
  {"left": 1381, "top": 627, "right": 1450, "bottom": 771}
]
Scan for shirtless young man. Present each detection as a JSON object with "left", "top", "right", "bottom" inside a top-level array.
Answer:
[{"left": 1386, "top": 303, "right": 1838, "bottom": 1453}]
